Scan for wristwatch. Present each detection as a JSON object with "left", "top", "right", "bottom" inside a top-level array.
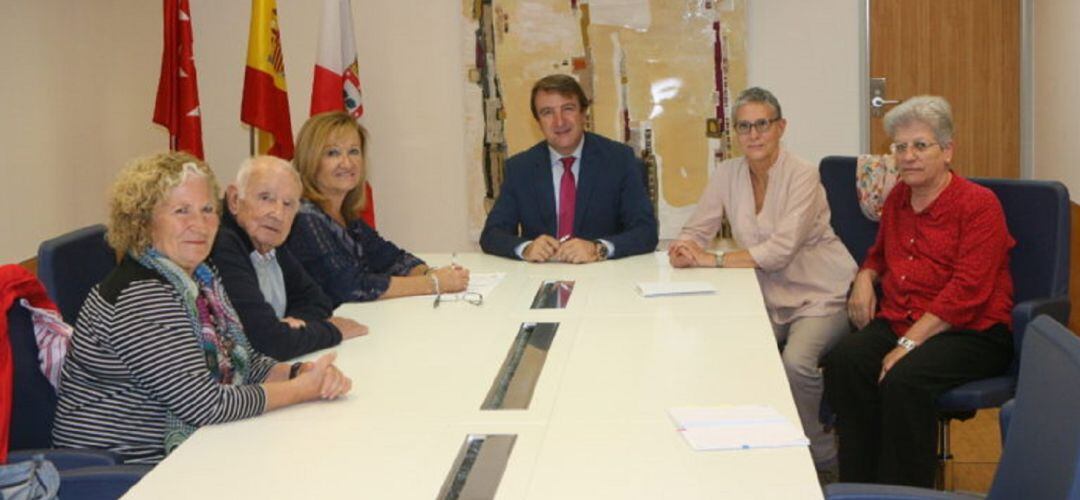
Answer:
[
  {"left": 289, "top": 362, "right": 304, "bottom": 379},
  {"left": 897, "top": 337, "right": 918, "bottom": 352},
  {"left": 594, "top": 240, "right": 609, "bottom": 261},
  {"left": 712, "top": 249, "right": 726, "bottom": 268}
]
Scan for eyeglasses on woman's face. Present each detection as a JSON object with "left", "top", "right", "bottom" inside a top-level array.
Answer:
[
  {"left": 734, "top": 117, "right": 782, "bottom": 136},
  {"left": 889, "top": 140, "right": 942, "bottom": 157}
]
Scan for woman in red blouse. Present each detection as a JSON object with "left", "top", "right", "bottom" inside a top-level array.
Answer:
[{"left": 823, "top": 96, "right": 1015, "bottom": 488}]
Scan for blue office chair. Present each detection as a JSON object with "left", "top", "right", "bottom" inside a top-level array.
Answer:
[
  {"left": 818, "top": 157, "right": 1072, "bottom": 488},
  {"left": 819, "top": 156, "right": 879, "bottom": 266},
  {"left": 6, "top": 294, "right": 149, "bottom": 498},
  {"left": 826, "top": 315, "right": 1080, "bottom": 500},
  {"left": 997, "top": 399, "right": 1014, "bottom": 444},
  {"left": 57, "top": 464, "right": 153, "bottom": 499},
  {"left": 934, "top": 177, "right": 1070, "bottom": 487},
  {"left": 7, "top": 303, "right": 121, "bottom": 469},
  {"left": 36, "top": 224, "right": 116, "bottom": 323}
]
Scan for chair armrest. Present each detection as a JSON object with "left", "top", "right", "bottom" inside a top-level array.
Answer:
[
  {"left": 58, "top": 465, "right": 153, "bottom": 500},
  {"left": 999, "top": 398, "right": 1016, "bottom": 444},
  {"left": 825, "top": 483, "right": 981, "bottom": 499},
  {"left": 7, "top": 448, "right": 120, "bottom": 470},
  {"left": 1013, "top": 296, "right": 1070, "bottom": 336}
]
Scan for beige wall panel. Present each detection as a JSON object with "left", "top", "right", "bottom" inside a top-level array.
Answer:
[{"left": 2, "top": 1, "right": 907, "bottom": 262}]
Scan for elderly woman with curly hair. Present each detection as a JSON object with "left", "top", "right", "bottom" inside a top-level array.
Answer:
[
  {"left": 51, "top": 152, "right": 352, "bottom": 464},
  {"left": 284, "top": 111, "right": 469, "bottom": 304},
  {"left": 824, "top": 96, "right": 1015, "bottom": 487}
]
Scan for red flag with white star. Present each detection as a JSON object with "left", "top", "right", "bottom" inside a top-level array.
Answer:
[{"left": 153, "top": 0, "right": 204, "bottom": 159}]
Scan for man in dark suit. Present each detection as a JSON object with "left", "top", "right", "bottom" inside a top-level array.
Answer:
[{"left": 480, "top": 74, "right": 658, "bottom": 263}]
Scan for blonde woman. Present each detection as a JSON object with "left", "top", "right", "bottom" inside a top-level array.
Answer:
[{"left": 285, "top": 112, "right": 469, "bottom": 303}]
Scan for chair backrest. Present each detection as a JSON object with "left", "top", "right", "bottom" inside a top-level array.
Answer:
[
  {"left": 818, "top": 156, "right": 879, "bottom": 266},
  {"left": 969, "top": 178, "right": 1071, "bottom": 303},
  {"left": 36, "top": 224, "right": 115, "bottom": 323},
  {"left": 989, "top": 316, "right": 1080, "bottom": 500},
  {"left": 970, "top": 178, "right": 1071, "bottom": 374},
  {"left": 8, "top": 304, "right": 58, "bottom": 451}
]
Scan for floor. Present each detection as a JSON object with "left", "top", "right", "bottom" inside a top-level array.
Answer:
[{"left": 946, "top": 408, "right": 1001, "bottom": 493}]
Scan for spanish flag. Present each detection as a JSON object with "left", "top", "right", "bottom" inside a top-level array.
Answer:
[{"left": 241, "top": 0, "right": 294, "bottom": 159}]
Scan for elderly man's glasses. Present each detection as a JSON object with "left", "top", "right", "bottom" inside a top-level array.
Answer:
[
  {"left": 734, "top": 117, "right": 781, "bottom": 135},
  {"left": 890, "top": 140, "right": 941, "bottom": 156}
]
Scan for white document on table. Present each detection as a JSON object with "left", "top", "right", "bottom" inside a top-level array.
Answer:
[
  {"left": 460, "top": 272, "right": 505, "bottom": 297},
  {"left": 636, "top": 281, "right": 716, "bottom": 297},
  {"left": 669, "top": 405, "right": 810, "bottom": 451}
]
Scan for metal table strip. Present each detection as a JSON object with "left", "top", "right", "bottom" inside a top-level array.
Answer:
[
  {"left": 482, "top": 322, "right": 558, "bottom": 410},
  {"left": 529, "top": 280, "right": 575, "bottom": 309},
  {"left": 438, "top": 434, "right": 517, "bottom": 500}
]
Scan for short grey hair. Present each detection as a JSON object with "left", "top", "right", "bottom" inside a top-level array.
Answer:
[
  {"left": 234, "top": 155, "right": 301, "bottom": 199},
  {"left": 883, "top": 95, "right": 954, "bottom": 145},
  {"left": 733, "top": 86, "right": 782, "bottom": 119}
]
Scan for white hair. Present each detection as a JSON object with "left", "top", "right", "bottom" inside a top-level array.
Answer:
[
  {"left": 234, "top": 155, "right": 301, "bottom": 198},
  {"left": 883, "top": 95, "right": 954, "bottom": 145}
]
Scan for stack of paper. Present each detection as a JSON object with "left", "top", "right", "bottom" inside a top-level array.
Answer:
[
  {"left": 636, "top": 281, "right": 717, "bottom": 297},
  {"left": 668, "top": 405, "right": 810, "bottom": 451}
]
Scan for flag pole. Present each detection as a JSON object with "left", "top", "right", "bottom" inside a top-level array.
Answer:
[{"left": 248, "top": 128, "right": 255, "bottom": 156}]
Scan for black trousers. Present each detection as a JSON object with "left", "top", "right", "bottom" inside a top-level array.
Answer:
[{"left": 823, "top": 318, "right": 1012, "bottom": 487}]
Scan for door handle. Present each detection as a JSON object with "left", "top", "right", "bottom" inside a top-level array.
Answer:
[
  {"left": 871, "top": 96, "right": 900, "bottom": 108},
  {"left": 869, "top": 78, "right": 901, "bottom": 117}
]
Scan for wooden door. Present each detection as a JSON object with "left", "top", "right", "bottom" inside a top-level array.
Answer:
[{"left": 869, "top": 0, "right": 1020, "bottom": 179}]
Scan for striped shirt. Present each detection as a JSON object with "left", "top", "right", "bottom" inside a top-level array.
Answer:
[{"left": 51, "top": 258, "right": 277, "bottom": 464}]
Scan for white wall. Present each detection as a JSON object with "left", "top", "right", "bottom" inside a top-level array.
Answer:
[
  {"left": 0, "top": 0, "right": 163, "bottom": 263},
  {"left": 746, "top": 1, "right": 863, "bottom": 166},
  {"left": 1032, "top": 0, "right": 1080, "bottom": 201},
  {"left": 188, "top": 1, "right": 471, "bottom": 256},
  {"left": 1, "top": 1, "right": 864, "bottom": 263}
]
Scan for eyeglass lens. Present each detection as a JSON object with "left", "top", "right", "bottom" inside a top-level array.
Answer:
[
  {"left": 735, "top": 118, "right": 775, "bottom": 135},
  {"left": 891, "top": 141, "right": 936, "bottom": 154}
]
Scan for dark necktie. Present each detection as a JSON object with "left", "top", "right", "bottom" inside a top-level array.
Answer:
[{"left": 558, "top": 156, "right": 576, "bottom": 239}]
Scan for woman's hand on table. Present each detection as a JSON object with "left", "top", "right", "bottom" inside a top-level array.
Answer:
[
  {"left": 297, "top": 352, "right": 352, "bottom": 400},
  {"left": 432, "top": 265, "right": 470, "bottom": 293},
  {"left": 668, "top": 240, "right": 712, "bottom": 268}
]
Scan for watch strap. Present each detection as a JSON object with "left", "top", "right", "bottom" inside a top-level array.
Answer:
[
  {"left": 594, "top": 240, "right": 609, "bottom": 261},
  {"left": 713, "top": 250, "right": 726, "bottom": 268}
]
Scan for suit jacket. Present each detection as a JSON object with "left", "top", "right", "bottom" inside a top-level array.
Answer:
[
  {"left": 480, "top": 132, "right": 658, "bottom": 259},
  {"left": 210, "top": 208, "right": 342, "bottom": 361}
]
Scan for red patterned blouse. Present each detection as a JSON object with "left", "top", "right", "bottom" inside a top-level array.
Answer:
[{"left": 863, "top": 174, "right": 1015, "bottom": 336}]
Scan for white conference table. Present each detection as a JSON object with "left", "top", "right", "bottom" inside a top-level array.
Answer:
[{"left": 123, "top": 252, "right": 823, "bottom": 499}]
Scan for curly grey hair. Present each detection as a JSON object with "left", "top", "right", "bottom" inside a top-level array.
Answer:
[
  {"left": 883, "top": 95, "right": 954, "bottom": 145},
  {"left": 106, "top": 151, "right": 218, "bottom": 256}
]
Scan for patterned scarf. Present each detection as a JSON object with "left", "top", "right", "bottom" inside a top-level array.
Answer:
[{"left": 135, "top": 248, "right": 254, "bottom": 455}]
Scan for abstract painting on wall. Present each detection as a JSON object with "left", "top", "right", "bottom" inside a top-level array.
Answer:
[{"left": 463, "top": 0, "right": 747, "bottom": 239}]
